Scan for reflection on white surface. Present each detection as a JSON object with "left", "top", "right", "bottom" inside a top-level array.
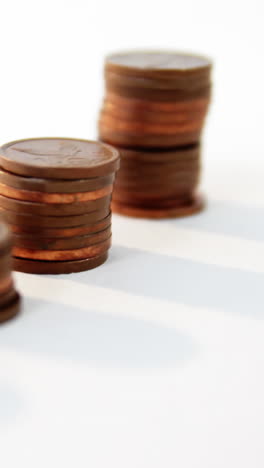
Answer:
[
  {"left": 0, "top": 298, "right": 197, "bottom": 369},
  {"left": 0, "top": 382, "right": 25, "bottom": 426}
]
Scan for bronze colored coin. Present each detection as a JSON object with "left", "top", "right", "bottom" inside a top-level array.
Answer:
[
  {"left": 116, "top": 161, "right": 200, "bottom": 177},
  {"left": 112, "top": 194, "right": 205, "bottom": 219},
  {"left": 0, "top": 287, "right": 17, "bottom": 308},
  {"left": 0, "top": 222, "right": 12, "bottom": 254},
  {"left": 0, "top": 183, "right": 113, "bottom": 204},
  {"left": 118, "top": 161, "right": 200, "bottom": 177},
  {"left": 0, "top": 254, "right": 13, "bottom": 275},
  {"left": 0, "top": 194, "right": 111, "bottom": 216},
  {"left": 0, "top": 206, "right": 110, "bottom": 228},
  {"left": 113, "top": 189, "right": 193, "bottom": 207},
  {"left": 100, "top": 113, "right": 204, "bottom": 135},
  {"left": 105, "top": 69, "right": 211, "bottom": 92},
  {"left": 13, "top": 237, "right": 111, "bottom": 261},
  {"left": 105, "top": 82, "right": 211, "bottom": 101},
  {"left": 0, "top": 168, "right": 115, "bottom": 193},
  {"left": 0, "top": 138, "right": 120, "bottom": 179},
  {"left": 117, "top": 150, "right": 201, "bottom": 167},
  {"left": 13, "top": 227, "right": 111, "bottom": 250},
  {"left": 105, "top": 51, "right": 212, "bottom": 79},
  {"left": 114, "top": 177, "right": 200, "bottom": 194},
  {"left": 0, "top": 293, "right": 21, "bottom": 324},
  {"left": 113, "top": 185, "right": 197, "bottom": 201},
  {"left": 113, "top": 144, "right": 200, "bottom": 164},
  {"left": 104, "top": 92, "right": 210, "bottom": 114},
  {"left": 9, "top": 213, "right": 111, "bottom": 238},
  {"left": 0, "top": 276, "right": 13, "bottom": 295},
  {"left": 112, "top": 184, "right": 198, "bottom": 204},
  {"left": 99, "top": 124, "right": 201, "bottom": 148},
  {"left": 113, "top": 183, "right": 199, "bottom": 200},
  {"left": 114, "top": 170, "right": 200, "bottom": 189},
  {"left": 13, "top": 252, "right": 108, "bottom": 275},
  {"left": 101, "top": 103, "right": 206, "bottom": 125}
]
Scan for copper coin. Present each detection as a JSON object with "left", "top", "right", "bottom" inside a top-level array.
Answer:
[
  {"left": 118, "top": 151, "right": 200, "bottom": 167},
  {"left": 0, "top": 254, "right": 13, "bottom": 275},
  {"left": 105, "top": 51, "right": 212, "bottom": 80},
  {"left": 99, "top": 125, "right": 201, "bottom": 148},
  {"left": 112, "top": 193, "right": 205, "bottom": 219},
  {"left": 105, "top": 83, "right": 211, "bottom": 101},
  {"left": 112, "top": 186, "right": 197, "bottom": 202},
  {"left": 13, "top": 237, "right": 111, "bottom": 261},
  {"left": 0, "top": 183, "right": 113, "bottom": 204},
  {"left": 13, "top": 227, "right": 111, "bottom": 250},
  {"left": 0, "top": 168, "right": 115, "bottom": 193},
  {"left": 100, "top": 111, "right": 204, "bottom": 134},
  {"left": 105, "top": 69, "right": 211, "bottom": 92},
  {"left": 101, "top": 103, "right": 207, "bottom": 125},
  {"left": 0, "top": 276, "right": 13, "bottom": 295},
  {"left": 0, "top": 138, "right": 120, "bottom": 179},
  {"left": 114, "top": 170, "right": 200, "bottom": 189},
  {"left": 113, "top": 190, "right": 193, "bottom": 207},
  {"left": 100, "top": 111, "right": 203, "bottom": 133},
  {"left": 0, "top": 194, "right": 111, "bottom": 216},
  {"left": 112, "top": 144, "right": 200, "bottom": 164},
  {"left": 13, "top": 253, "right": 108, "bottom": 275},
  {"left": 116, "top": 161, "right": 200, "bottom": 177},
  {"left": 104, "top": 92, "right": 210, "bottom": 114},
  {"left": 0, "top": 222, "right": 12, "bottom": 254},
  {"left": 117, "top": 162, "right": 200, "bottom": 178},
  {"left": 0, "top": 206, "right": 110, "bottom": 228},
  {"left": 0, "top": 287, "right": 17, "bottom": 308},
  {"left": 9, "top": 213, "right": 111, "bottom": 237},
  {"left": 112, "top": 185, "right": 198, "bottom": 204},
  {"left": 0, "top": 293, "right": 21, "bottom": 324},
  {"left": 113, "top": 184, "right": 199, "bottom": 202}
]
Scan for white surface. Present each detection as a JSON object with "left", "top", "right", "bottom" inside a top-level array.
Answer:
[{"left": 1, "top": 1, "right": 264, "bottom": 467}]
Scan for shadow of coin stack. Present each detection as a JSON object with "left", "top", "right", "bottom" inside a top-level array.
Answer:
[
  {"left": 0, "top": 138, "right": 119, "bottom": 274},
  {"left": 99, "top": 51, "right": 212, "bottom": 218},
  {"left": 0, "top": 222, "right": 21, "bottom": 322}
]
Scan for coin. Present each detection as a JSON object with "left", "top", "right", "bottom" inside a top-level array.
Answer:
[
  {"left": 105, "top": 82, "right": 211, "bottom": 101},
  {"left": 0, "top": 293, "right": 21, "bottom": 324},
  {"left": 0, "top": 222, "right": 12, "bottom": 254},
  {"left": 13, "top": 227, "right": 111, "bottom": 250},
  {"left": 0, "top": 183, "right": 113, "bottom": 204},
  {"left": 8, "top": 213, "right": 111, "bottom": 237},
  {"left": 13, "top": 237, "right": 111, "bottom": 261},
  {"left": 0, "top": 194, "right": 111, "bottom": 216},
  {"left": 0, "top": 168, "right": 115, "bottom": 193},
  {"left": 0, "top": 206, "right": 110, "bottom": 227},
  {"left": 0, "top": 254, "right": 13, "bottom": 275},
  {"left": 0, "top": 138, "right": 120, "bottom": 179},
  {"left": 0, "top": 287, "right": 17, "bottom": 308},
  {"left": 109, "top": 143, "right": 200, "bottom": 164},
  {"left": 0, "top": 276, "right": 13, "bottom": 294},
  {"left": 99, "top": 124, "right": 201, "bottom": 148},
  {"left": 112, "top": 194, "right": 205, "bottom": 219},
  {"left": 13, "top": 253, "right": 108, "bottom": 274},
  {"left": 105, "top": 51, "right": 212, "bottom": 81}
]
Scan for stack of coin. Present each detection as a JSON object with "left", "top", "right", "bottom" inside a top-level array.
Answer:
[
  {"left": 0, "top": 138, "right": 119, "bottom": 274},
  {"left": 0, "top": 222, "right": 21, "bottom": 323},
  {"left": 99, "top": 50, "right": 212, "bottom": 218}
]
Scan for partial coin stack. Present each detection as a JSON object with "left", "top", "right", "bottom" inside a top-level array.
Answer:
[
  {"left": 0, "top": 138, "right": 119, "bottom": 274},
  {"left": 99, "top": 51, "right": 212, "bottom": 218},
  {"left": 0, "top": 222, "right": 21, "bottom": 322}
]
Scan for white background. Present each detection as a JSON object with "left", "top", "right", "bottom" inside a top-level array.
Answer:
[{"left": 0, "top": 1, "right": 264, "bottom": 467}]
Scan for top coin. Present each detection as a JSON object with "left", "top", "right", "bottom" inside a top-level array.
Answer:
[
  {"left": 0, "top": 138, "right": 120, "bottom": 179},
  {"left": 105, "top": 51, "right": 212, "bottom": 77}
]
